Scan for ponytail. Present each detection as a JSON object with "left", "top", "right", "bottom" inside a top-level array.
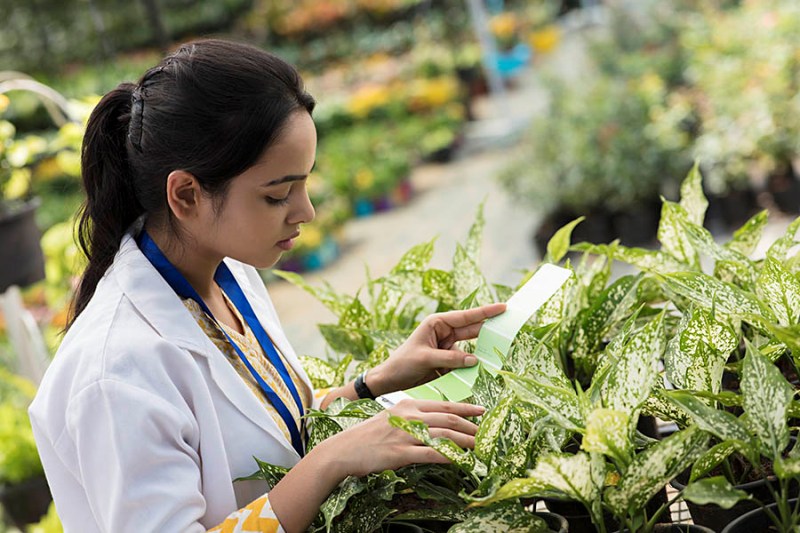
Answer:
[{"left": 69, "top": 83, "right": 143, "bottom": 326}]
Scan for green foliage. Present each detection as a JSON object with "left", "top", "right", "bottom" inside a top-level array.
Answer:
[{"left": 0, "top": 370, "right": 42, "bottom": 485}]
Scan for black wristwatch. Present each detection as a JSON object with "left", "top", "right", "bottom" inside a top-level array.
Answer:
[{"left": 354, "top": 371, "right": 376, "bottom": 400}]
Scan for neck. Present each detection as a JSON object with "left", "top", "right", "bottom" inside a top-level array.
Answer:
[{"left": 144, "top": 222, "right": 222, "bottom": 302}]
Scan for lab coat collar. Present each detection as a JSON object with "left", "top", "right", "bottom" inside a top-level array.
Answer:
[{"left": 111, "top": 233, "right": 305, "bottom": 459}]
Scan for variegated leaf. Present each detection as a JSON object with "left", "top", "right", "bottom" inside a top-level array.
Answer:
[
  {"left": 235, "top": 458, "right": 289, "bottom": 487},
  {"left": 605, "top": 426, "right": 707, "bottom": 516},
  {"left": 272, "top": 270, "right": 351, "bottom": 316},
  {"left": 741, "top": 340, "right": 793, "bottom": 458},
  {"left": 582, "top": 408, "right": 633, "bottom": 466},
  {"left": 642, "top": 383, "right": 691, "bottom": 426},
  {"left": 423, "top": 269, "right": 456, "bottom": 309},
  {"left": 757, "top": 256, "right": 800, "bottom": 327},
  {"left": 689, "top": 441, "right": 741, "bottom": 482},
  {"left": 659, "top": 271, "right": 769, "bottom": 319},
  {"left": 502, "top": 372, "right": 584, "bottom": 431},
  {"left": 300, "top": 356, "right": 338, "bottom": 389},
  {"left": 388, "top": 416, "right": 487, "bottom": 477},
  {"left": 658, "top": 201, "right": 699, "bottom": 267},
  {"left": 475, "top": 393, "right": 515, "bottom": 465},
  {"left": 726, "top": 210, "right": 768, "bottom": 257},
  {"left": 682, "top": 476, "right": 751, "bottom": 509},
  {"left": 520, "top": 336, "right": 570, "bottom": 390},
  {"left": 666, "top": 391, "right": 750, "bottom": 443},
  {"left": 320, "top": 476, "right": 367, "bottom": 532},
  {"left": 572, "top": 275, "right": 640, "bottom": 372},
  {"left": 475, "top": 477, "right": 548, "bottom": 506},
  {"left": 665, "top": 308, "right": 736, "bottom": 393},
  {"left": 472, "top": 366, "right": 504, "bottom": 409},
  {"left": 767, "top": 216, "right": 800, "bottom": 262},
  {"left": 571, "top": 243, "right": 685, "bottom": 273},
  {"left": 546, "top": 216, "right": 585, "bottom": 264},
  {"left": 775, "top": 456, "right": 800, "bottom": 479},
  {"left": 465, "top": 201, "right": 485, "bottom": 266},
  {"left": 678, "top": 215, "right": 755, "bottom": 286},
  {"left": 679, "top": 162, "right": 708, "bottom": 226},
  {"left": 450, "top": 502, "right": 549, "bottom": 533},
  {"left": 453, "top": 244, "right": 493, "bottom": 306},
  {"left": 391, "top": 238, "right": 435, "bottom": 275},
  {"left": 601, "top": 312, "right": 665, "bottom": 414},
  {"left": 307, "top": 416, "right": 344, "bottom": 451}
]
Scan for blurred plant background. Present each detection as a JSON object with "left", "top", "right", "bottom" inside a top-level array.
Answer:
[{"left": 2, "top": 0, "right": 800, "bottom": 529}]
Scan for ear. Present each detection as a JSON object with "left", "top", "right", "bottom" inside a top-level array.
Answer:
[{"left": 165, "top": 170, "right": 202, "bottom": 221}]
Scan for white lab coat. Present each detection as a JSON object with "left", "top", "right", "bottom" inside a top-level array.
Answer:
[{"left": 29, "top": 231, "right": 314, "bottom": 532}]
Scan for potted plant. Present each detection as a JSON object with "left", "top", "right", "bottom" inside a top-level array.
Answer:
[{"left": 0, "top": 368, "right": 50, "bottom": 530}]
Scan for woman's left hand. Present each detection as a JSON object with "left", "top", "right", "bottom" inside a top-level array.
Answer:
[{"left": 365, "top": 302, "right": 506, "bottom": 396}]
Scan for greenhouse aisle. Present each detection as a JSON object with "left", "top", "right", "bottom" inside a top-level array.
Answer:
[{"left": 268, "top": 22, "right": 597, "bottom": 359}]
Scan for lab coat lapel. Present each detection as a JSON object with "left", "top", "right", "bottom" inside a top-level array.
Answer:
[{"left": 113, "top": 235, "right": 300, "bottom": 459}]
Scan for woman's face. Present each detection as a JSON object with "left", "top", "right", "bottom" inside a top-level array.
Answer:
[{"left": 196, "top": 110, "right": 317, "bottom": 269}]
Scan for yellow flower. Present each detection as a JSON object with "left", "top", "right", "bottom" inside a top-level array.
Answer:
[
  {"left": 347, "top": 84, "right": 391, "bottom": 118},
  {"left": 528, "top": 25, "right": 561, "bottom": 53},
  {"left": 489, "top": 13, "right": 517, "bottom": 40},
  {"left": 355, "top": 168, "right": 375, "bottom": 191},
  {"left": 0, "top": 94, "right": 9, "bottom": 114}
]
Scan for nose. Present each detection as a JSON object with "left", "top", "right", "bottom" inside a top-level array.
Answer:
[{"left": 288, "top": 185, "right": 315, "bottom": 225}]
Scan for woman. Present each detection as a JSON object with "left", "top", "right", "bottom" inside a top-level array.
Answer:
[{"left": 29, "top": 39, "right": 504, "bottom": 532}]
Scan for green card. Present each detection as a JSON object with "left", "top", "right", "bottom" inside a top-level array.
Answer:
[{"left": 398, "top": 264, "right": 572, "bottom": 403}]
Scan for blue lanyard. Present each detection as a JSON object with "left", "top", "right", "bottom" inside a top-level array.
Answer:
[{"left": 137, "top": 231, "right": 305, "bottom": 457}]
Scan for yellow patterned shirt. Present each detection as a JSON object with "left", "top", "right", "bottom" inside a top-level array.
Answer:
[{"left": 183, "top": 295, "right": 327, "bottom": 533}]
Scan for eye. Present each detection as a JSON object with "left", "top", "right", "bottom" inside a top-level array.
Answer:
[{"left": 265, "top": 195, "right": 290, "bottom": 206}]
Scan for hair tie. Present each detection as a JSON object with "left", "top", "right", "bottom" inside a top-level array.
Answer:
[{"left": 129, "top": 88, "right": 145, "bottom": 153}]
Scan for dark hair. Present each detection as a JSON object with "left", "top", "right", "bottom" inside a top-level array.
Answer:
[{"left": 70, "top": 39, "right": 315, "bottom": 326}]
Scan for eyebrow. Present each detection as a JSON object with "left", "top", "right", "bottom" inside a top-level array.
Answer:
[{"left": 261, "top": 161, "right": 316, "bottom": 187}]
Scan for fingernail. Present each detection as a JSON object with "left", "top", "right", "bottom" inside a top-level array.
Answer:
[{"left": 464, "top": 355, "right": 478, "bottom": 366}]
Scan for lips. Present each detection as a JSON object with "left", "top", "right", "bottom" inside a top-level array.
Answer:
[{"left": 277, "top": 231, "right": 300, "bottom": 251}]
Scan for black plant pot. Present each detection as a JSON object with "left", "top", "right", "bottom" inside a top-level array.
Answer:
[
  {"left": 544, "top": 498, "right": 618, "bottom": 532},
  {"left": 536, "top": 511, "right": 569, "bottom": 533},
  {"left": 533, "top": 207, "right": 616, "bottom": 259},
  {"left": 0, "top": 475, "right": 52, "bottom": 529},
  {"left": 767, "top": 164, "right": 800, "bottom": 215},
  {"left": 671, "top": 472, "right": 798, "bottom": 530},
  {"left": 611, "top": 202, "right": 661, "bottom": 247},
  {"left": 0, "top": 198, "right": 45, "bottom": 293},
  {"left": 616, "top": 525, "right": 715, "bottom": 533},
  {"left": 705, "top": 188, "right": 760, "bottom": 233},
  {"left": 721, "top": 499, "right": 799, "bottom": 533}
]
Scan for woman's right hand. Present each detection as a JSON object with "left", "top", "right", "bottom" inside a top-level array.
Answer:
[{"left": 319, "top": 399, "right": 485, "bottom": 478}]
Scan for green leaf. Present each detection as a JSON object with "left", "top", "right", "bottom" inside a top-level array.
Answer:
[
  {"left": 318, "top": 324, "right": 373, "bottom": 359},
  {"left": 465, "top": 201, "right": 486, "bottom": 266},
  {"left": 658, "top": 271, "right": 769, "bottom": 319},
  {"left": 306, "top": 415, "right": 344, "bottom": 451},
  {"left": 423, "top": 269, "right": 456, "bottom": 309},
  {"left": 679, "top": 162, "right": 708, "bottom": 225},
  {"left": 582, "top": 408, "right": 633, "bottom": 466},
  {"left": 450, "top": 502, "right": 549, "bottom": 533},
  {"left": 689, "top": 441, "right": 740, "bottom": 482},
  {"left": 453, "top": 244, "right": 493, "bottom": 306},
  {"left": 665, "top": 308, "right": 737, "bottom": 394},
  {"left": 658, "top": 201, "right": 699, "bottom": 267},
  {"left": 391, "top": 238, "right": 436, "bottom": 275},
  {"left": 273, "top": 270, "right": 351, "bottom": 316},
  {"left": 666, "top": 391, "right": 750, "bottom": 443},
  {"left": 605, "top": 426, "right": 708, "bottom": 517},
  {"left": 572, "top": 275, "right": 640, "bottom": 372},
  {"left": 320, "top": 476, "right": 367, "bottom": 532},
  {"left": 526, "top": 452, "right": 604, "bottom": 505},
  {"left": 601, "top": 312, "right": 666, "bottom": 415},
  {"left": 475, "top": 393, "right": 514, "bottom": 465},
  {"left": 573, "top": 243, "right": 686, "bottom": 273},
  {"left": 726, "top": 210, "right": 768, "bottom": 257},
  {"left": 677, "top": 213, "right": 755, "bottom": 286},
  {"left": 546, "top": 216, "right": 585, "bottom": 263},
  {"left": 682, "top": 476, "right": 751, "bottom": 509},
  {"left": 741, "top": 340, "right": 793, "bottom": 458},
  {"left": 388, "top": 416, "right": 487, "bottom": 477},
  {"left": 300, "top": 356, "right": 338, "bottom": 389},
  {"left": 775, "top": 456, "right": 800, "bottom": 479},
  {"left": 757, "top": 256, "right": 800, "bottom": 327},
  {"left": 502, "top": 372, "right": 584, "bottom": 431},
  {"left": 235, "top": 458, "right": 289, "bottom": 486},
  {"left": 767, "top": 216, "right": 800, "bottom": 262}
]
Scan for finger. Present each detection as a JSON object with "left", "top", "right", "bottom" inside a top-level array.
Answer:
[
  {"left": 422, "top": 412, "right": 480, "bottom": 435},
  {"left": 413, "top": 400, "right": 486, "bottom": 417},
  {"left": 429, "top": 428, "right": 477, "bottom": 449},
  {"left": 427, "top": 348, "right": 478, "bottom": 370},
  {"left": 434, "top": 303, "right": 506, "bottom": 329}
]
